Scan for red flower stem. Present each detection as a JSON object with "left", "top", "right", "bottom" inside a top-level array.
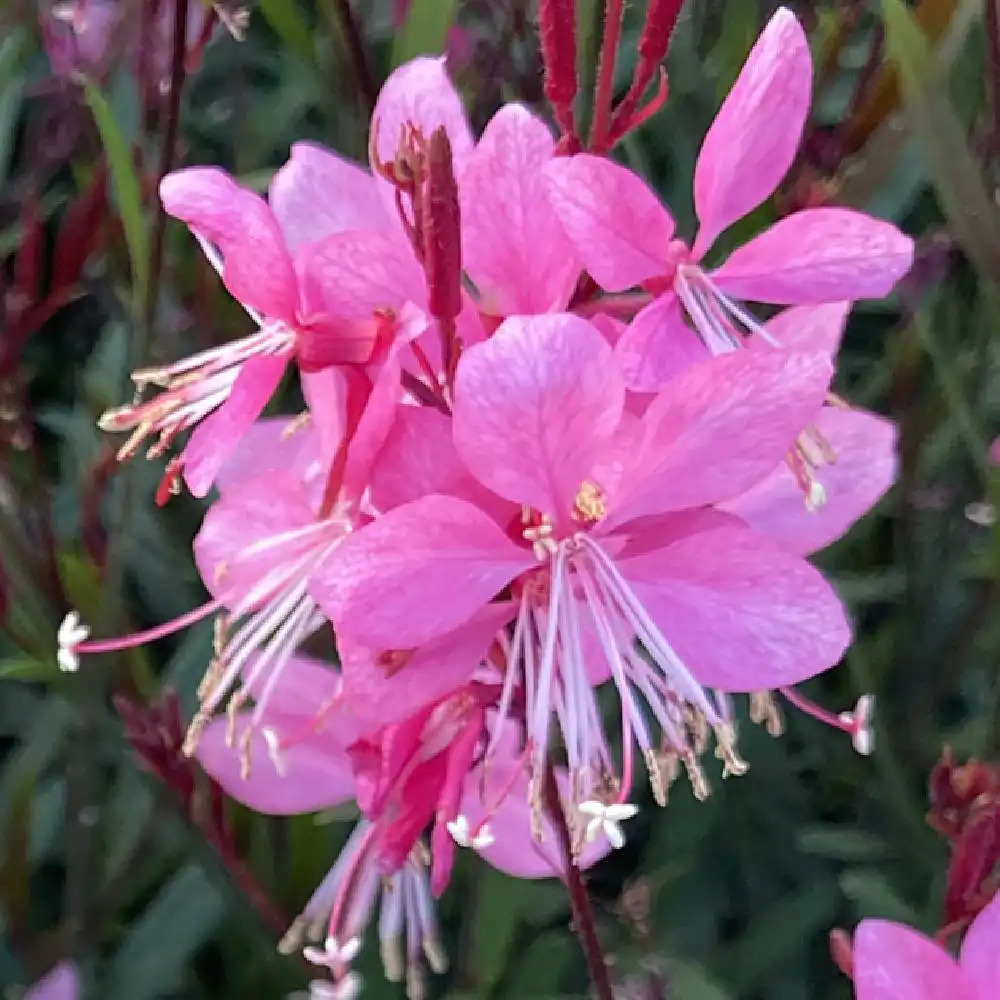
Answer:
[
  {"left": 589, "top": 0, "right": 624, "bottom": 152},
  {"left": 542, "top": 764, "right": 615, "bottom": 1000}
]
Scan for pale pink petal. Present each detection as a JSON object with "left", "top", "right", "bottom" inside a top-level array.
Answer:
[
  {"left": 300, "top": 367, "right": 349, "bottom": 492},
  {"left": 312, "top": 494, "right": 533, "bottom": 648},
  {"left": 757, "top": 302, "right": 851, "bottom": 357},
  {"left": 615, "top": 293, "right": 712, "bottom": 391},
  {"left": 853, "top": 920, "right": 972, "bottom": 1000},
  {"left": 370, "top": 56, "right": 474, "bottom": 210},
  {"left": 240, "top": 653, "right": 340, "bottom": 714},
  {"left": 269, "top": 141, "right": 391, "bottom": 253},
  {"left": 181, "top": 351, "right": 289, "bottom": 498},
  {"left": 543, "top": 155, "right": 675, "bottom": 291},
  {"left": 160, "top": 168, "right": 297, "bottom": 322},
  {"left": 196, "top": 715, "right": 355, "bottom": 815},
  {"left": 692, "top": 8, "right": 812, "bottom": 257},
  {"left": 370, "top": 405, "right": 513, "bottom": 522},
  {"left": 297, "top": 228, "right": 427, "bottom": 323},
  {"left": 989, "top": 437, "right": 1000, "bottom": 466},
  {"left": 721, "top": 408, "right": 896, "bottom": 555},
  {"left": 712, "top": 209, "right": 914, "bottom": 304},
  {"left": 606, "top": 350, "right": 832, "bottom": 525},
  {"left": 340, "top": 605, "right": 513, "bottom": 731},
  {"left": 622, "top": 517, "right": 851, "bottom": 691},
  {"left": 214, "top": 417, "right": 324, "bottom": 497},
  {"left": 960, "top": 891, "right": 1000, "bottom": 997},
  {"left": 25, "top": 963, "right": 78, "bottom": 1000},
  {"left": 193, "top": 473, "right": 316, "bottom": 598},
  {"left": 454, "top": 314, "right": 624, "bottom": 519},
  {"left": 461, "top": 104, "right": 578, "bottom": 313}
]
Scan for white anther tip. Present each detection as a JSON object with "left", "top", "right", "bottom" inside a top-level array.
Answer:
[
  {"left": 262, "top": 727, "right": 286, "bottom": 777},
  {"left": 578, "top": 800, "right": 638, "bottom": 850},
  {"left": 446, "top": 815, "right": 471, "bottom": 848},
  {"left": 57, "top": 611, "right": 89, "bottom": 672},
  {"left": 471, "top": 824, "right": 494, "bottom": 850}
]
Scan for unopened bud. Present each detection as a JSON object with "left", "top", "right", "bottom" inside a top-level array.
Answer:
[{"left": 421, "top": 128, "right": 462, "bottom": 324}]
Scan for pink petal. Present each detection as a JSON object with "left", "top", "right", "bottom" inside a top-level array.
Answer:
[
  {"left": 721, "top": 408, "right": 897, "bottom": 555},
  {"left": 181, "top": 351, "right": 289, "bottom": 498},
  {"left": 853, "top": 920, "right": 972, "bottom": 1000},
  {"left": 214, "top": 417, "right": 324, "bottom": 497},
  {"left": 712, "top": 209, "right": 915, "bottom": 304},
  {"left": 160, "top": 168, "right": 297, "bottom": 322},
  {"left": 615, "top": 293, "right": 712, "bottom": 391},
  {"left": 692, "top": 8, "right": 812, "bottom": 257},
  {"left": 960, "top": 891, "right": 1000, "bottom": 997},
  {"left": 370, "top": 56, "right": 473, "bottom": 209},
  {"left": 607, "top": 349, "right": 832, "bottom": 525},
  {"left": 242, "top": 653, "right": 341, "bottom": 715},
  {"left": 269, "top": 141, "right": 391, "bottom": 253},
  {"left": 196, "top": 714, "right": 355, "bottom": 815},
  {"left": 454, "top": 313, "right": 625, "bottom": 519},
  {"left": 370, "top": 405, "right": 512, "bottom": 522},
  {"left": 543, "top": 154, "right": 675, "bottom": 291},
  {"left": 25, "top": 963, "right": 78, "bottom": 1000},
  {"left": 340, "top": 605, "right": 513, "bottom": 732},
  {"left": 193, "top": 473, "right": 316, "bottom": 599},
  {"left": 312, "top": 494, "right": 533, "bottom": 648},
  {"left": 460, "top": 104, "right": 578, "bottom": 314},
  {"left": 297, "top": 228, "right": 427, "bottom": 323},
  {"left": 757, "top": 302, "right": 851, "bottom": 357},
  {"left": 622, "top": 517, "right": 851, "bottom": 691},
  {"left": 989, "top": 436, "right": 1000, "bottom": 466}
]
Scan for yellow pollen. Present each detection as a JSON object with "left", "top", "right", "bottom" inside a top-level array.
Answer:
[
  {"left": 573, "top": 480, "right": 606, "bottom": 522},
  {"left": 281, "top": 411, "right": 311, "bottom": 439}
]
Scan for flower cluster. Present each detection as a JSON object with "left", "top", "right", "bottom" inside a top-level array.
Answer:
[{"left": 61, "top": 8, "right": 914, "bottom": 996}]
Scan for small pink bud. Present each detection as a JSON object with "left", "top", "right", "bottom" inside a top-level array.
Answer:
[{"left": 421, "top": 127, "right": 462, "bottom": 324}]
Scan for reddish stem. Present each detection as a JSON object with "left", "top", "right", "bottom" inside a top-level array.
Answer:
[{"left": 589, "top": 0, "right": 624, "bottom": 151}]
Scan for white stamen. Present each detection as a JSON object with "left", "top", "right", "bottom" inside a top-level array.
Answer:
[
  {"left": 577, "top": 800, "right": 639, "bottom": 850},
  {"left": 445, "top": 815, "right": 470, "bottom": 847},
  {"left": 839, "top": 694, "right": 876, "bottom": 756},
  {"left": 57, "top": 610, "right": 90, "bottom": 671},
  {"left": 806, "top": 479, "right": 827, "bottom": 512},
  {"left": 262, "top": 727, "right": 286, "bottom": 777},
  {"left": 470, "top": 824, "right": 494, "bottom": 850}
]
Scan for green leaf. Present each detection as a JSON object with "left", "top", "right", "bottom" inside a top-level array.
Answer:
[
  {"left": 0, "top": 29, "right": 28, "bottom": 188},
  {"left": 104, "top": 863, "right": 227, "bottom": 1000},
  {"left": 391, "top": 0, "right": 460, "bottom": 67},
  {"left": 882, "top": 0, "right": 1000, "bottom": 280},
  {"left": 0, "top": 658, "right": 51, "bottom": 682},
  {"left": 80, "top": 76, "right": 149, "bottom": 308},
  {"left": 258, "top": 0, "right": 317, "bottom": 72}
]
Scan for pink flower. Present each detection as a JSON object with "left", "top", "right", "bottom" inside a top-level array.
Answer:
[
  {"left": 852, "top": 891, "right": 1000, "bottom": 999},
  {"left": 319, "top": 312, "right": 850, "bottom": 816},
  {"left": 543, "top": 7, "right": 914, "bottom": 391},
  {"left": 24, "top": 963, "right": 78, "bottom": 1000},
  {"left": 989, "top": 437, "right": 1000, "bottom": 466}
]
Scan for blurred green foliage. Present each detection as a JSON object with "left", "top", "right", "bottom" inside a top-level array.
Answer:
[{"left": 1, "top": 1, "right": 999, "bottom": 999}]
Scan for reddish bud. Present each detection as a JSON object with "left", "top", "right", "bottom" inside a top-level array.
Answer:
[
  {"left": 828, "top": 929, "right": 854, "bottom": 979},
  {"left": 421, "top": 127, "right": 462, "bottom": 324},
  {"left": 637, "top": 0, "right": 685, "bottom": 65},
  {"left": 539, "top": 0, "right": 578, "bottom": 111}
]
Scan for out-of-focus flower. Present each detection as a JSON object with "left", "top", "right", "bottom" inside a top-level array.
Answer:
[
  {"left": 24, "top": 962, "right": 78, "bottom": 1000},
  {"left": 989, "top": 437, "right": 1000, "bottom": 466},
  {"left": 41, "top": 0, "right": 119, "bottom": 77},
  {"left": 852, "top": 890, "right": 1000, "bottom": 999},
  {"left": 318, "top": 314, "right": 851, "bottom": 818},
  {"left": 543, "top": 7, "right": 914, "bottom": 392}
]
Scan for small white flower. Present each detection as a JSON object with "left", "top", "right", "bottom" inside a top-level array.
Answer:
[
  {"left": 839, "top": 694, "right": 876, "bottom": 757},
  {"left": 446, "top": 815, "right": 494, "bottom": 850},
  {"left": 578, "top": 800, "right": 639, "bottom": 850},
  {"left": 304, "top": 936, "right": 361, "bottom": 971},
  {"left": 57, "top": 610, "right": 89, "bottom": 672}
]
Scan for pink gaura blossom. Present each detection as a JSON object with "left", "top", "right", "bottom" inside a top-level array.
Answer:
[
  {"left": 543, "top": 7, "right": 914, "bottom": 391},
  {"left": 319, "top": 312, "right": 851, "bottom": 816},
  {"left": 852, "top": 891, "right": 1000, "bottom": 1000},
  {"left": 24, "top": 963, "right": 78, "bottom": 1000},
  {"left": 197, "top": 653, "right": 611, "bottom": 997}
]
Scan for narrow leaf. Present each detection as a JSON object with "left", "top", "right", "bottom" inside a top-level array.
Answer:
[
  {"left": 80, "top": 77, "right": 149, "bottom": 307},
  {"left": 391, "top": 0, "right": 460, "bottom": 67},
  {"left": 882, "top": 0, "right": 1000, "bottom": 280}
]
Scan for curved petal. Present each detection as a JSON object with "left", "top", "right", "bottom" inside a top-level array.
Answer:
[
  {"left": 460, "top": 104, "right": 578, "bottom": 314},
  {"left": 214, "top": 417, "right": 324, "bottom": 497},
  {"left": 312, "top": 494, "right": 533, "bottom": 648},
  {"left": 712, "top": 209, "right": 914, "bottom": 304},
  {"left": 196, "top": 714, "right": 355, "bottom": 815},
  {"left": 370, "top": 56, "right": 474, "bottom": 209},
  {"left": 181, "top": 351, "right": 289, "bottom": 498},
  {"left": 721, "top": 408, "right": 897, "bottom": 555},
  {"left": 269, "top": 141, "right": 391, "bottom": 252},
  {"left": 193, "top": 473, "right": 316, "bottom": 599},
  {"left": 25, "top": 963, "right": 78, "bottom": 1000},
  {"left": 607, "top": 349, "right": 832, "bottom": 525},
  {"left": 241, "top": 652, "right": 341, "bottom": 714},
  {"left": 758, "top": 302, "right": 851, "bottom": 357},
  {"left": 960, "top": 891, "right": 1000, "bottom": 997},
  {"left": 454, "top": 314, "right": 625, "bottom": 519},
  {"left": 160, "top": 168, "right": 296, "bottom": 322},
  {"left": 615, "top": 293, "right": 712, "bottom": 391},
  {"left": 622, "top": 520, "right": 851, "bottom": 691},
  {"left": 543, "top": 155, "right": 675, "bottom": 291},
  {"left": 853, "top": 920, "right": 971, "bottom": 1000},
  {"left": 297, "top": 228, "right": 427, "bottom": 323},
  {"left": 340, "top": 605, "right": 513, "bottom": 732},
  {"left": 692, "top": 8, "right": 812, "bottom": 257}
]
